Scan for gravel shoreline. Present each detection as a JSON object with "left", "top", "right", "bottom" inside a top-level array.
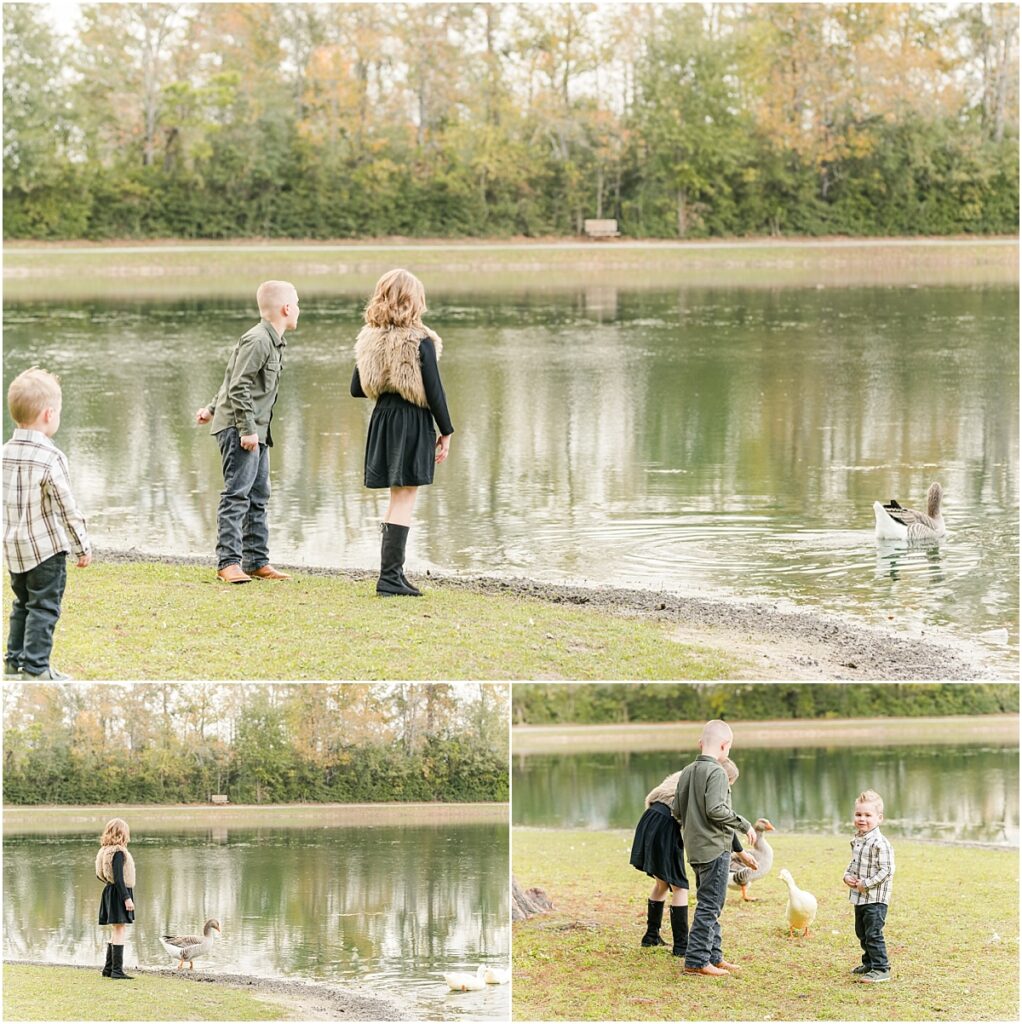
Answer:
[
  {"left": 94, "top": 548, "right": 1002, "bottom": 680},
  {"left": 4, "top": 960, "right": 408, "bottom": 1020}
]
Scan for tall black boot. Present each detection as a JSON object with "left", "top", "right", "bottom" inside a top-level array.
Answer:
[
  {"left": 109, "top": 944, "right": 133, "bottom": 980},
  {"left": 377, "top": 523, "right": 421, "bottom": 597},
  {"left": 101, "top": 942, "right": 113, "bottom": 977},
  {"left": 641, "top": 898, "right": 667, "bottom": 947},
  {"left": 670, "top": 905, "right": 689, "bottom": 958}
]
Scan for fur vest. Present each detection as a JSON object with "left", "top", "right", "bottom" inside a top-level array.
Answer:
[
  {"left": 354, "top": 323, "right": 443, "bottom": 408},
  {"left": 96, "top": 844, "right": 136, "bottom": 887},
  {"left": 645, "top": 770, "right": 682, "bottom": 809}
]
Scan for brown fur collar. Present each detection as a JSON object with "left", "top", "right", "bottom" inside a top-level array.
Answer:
[
  {"left": 354, "top": 323, "right": 443, "bottom": 408},
  {"left": 645, "top": 771, "right": 682, "bottom": 808},
  {"left": 96, "top": 844, "right": 136, "bottom": 887}
]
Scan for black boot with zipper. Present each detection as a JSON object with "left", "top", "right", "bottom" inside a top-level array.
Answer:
[
  {"left": 101, "top": 942, "right": 113, "bottom": 977},
  {"left": 640, "top": 898, "right": 667, "bottom": 947},
  {"left": 377, "top": 523, "right": 421, "bottom": 597},
  {"left": 109, "top": 944, "right": 133, "bottom": 980},
  {"left": 670, "top": 905, "right": 689, "bottom": 957}
]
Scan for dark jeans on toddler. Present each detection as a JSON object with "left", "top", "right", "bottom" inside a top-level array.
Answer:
[
  {"left": 685, "top": 849, "right": 731, "bottom": 969},
  {"left": 6, "top": 551, "right": 67, "bottom": 675},
  {"left": 854, "top": 902, "right": 890, "bottom": 971},
  {"left": 215, "top": 427, "right": 271, "bottom": 572}
]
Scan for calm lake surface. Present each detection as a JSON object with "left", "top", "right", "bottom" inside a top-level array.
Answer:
[
  {"left": 2, "top": 822, "right": 509, "bottom": 1020},
  {"left": 512, "top": 744, "right": 1019, "bottom": 846},
  {"left": 3, "top": 283, "right": 1017, "bottom": 670}
]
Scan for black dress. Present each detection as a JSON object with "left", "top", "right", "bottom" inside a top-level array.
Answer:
[
  {"left": 629, "top": 801, "right": 689, "bottom": 889},
  {"left": 98, "top": 850, "right": 135, "bottom": 925},
  {"left": 351, "top": 338, "right": 454, "bottom": 488}
]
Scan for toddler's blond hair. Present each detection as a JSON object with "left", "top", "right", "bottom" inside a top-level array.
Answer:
[
  {"left": 7, "top": 367, "right": 61, "bottom": 425},
  {"left": 856, "top": 789, "right": 884, "bottom": 814}
]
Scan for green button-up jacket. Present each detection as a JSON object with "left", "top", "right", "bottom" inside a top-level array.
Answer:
[
  {"left": 207, "top": 321, "right": 286, "bottom": 446},
  {"left": 673, "top": 755, "right": 752, "bottom": 866}
]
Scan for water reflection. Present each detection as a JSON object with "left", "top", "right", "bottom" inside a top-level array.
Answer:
[
  {"left": 512, "top": 745, "right": 1019, "bottom": 847},
  {"left": 2, "top": 824, "right": 509, "bottom": 1020},
  {"left": 2, "top": 285, "right": 1017, "bottom": 671}
]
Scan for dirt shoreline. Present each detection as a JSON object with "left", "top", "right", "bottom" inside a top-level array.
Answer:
[
  {"left": 512, "top": 715, "right": 1020, "bottom": 755},
  {"left": 93, "top": 548, "right": 1004, "bottom": 680},
  {"left": 3, "top": 960, "right": 408, "bottom": 1020}
]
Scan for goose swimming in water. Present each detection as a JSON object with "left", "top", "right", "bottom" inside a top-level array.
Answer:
[{"left": 873, "top": 482, "right": 945, "bottom": 542}]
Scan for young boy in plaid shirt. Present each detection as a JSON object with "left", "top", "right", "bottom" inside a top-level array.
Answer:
[
  {"left": 3, "top": 368, "right": 91, "bottom": 680},
  {"left": 843, "top": 789, "right": 895, "bottom": 983}
]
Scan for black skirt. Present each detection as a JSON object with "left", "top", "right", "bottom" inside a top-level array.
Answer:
[
  {"left": 98, "top": 883, "right": 135, "bottom": 925},
  {"left": 364, "top": 392, "right": 437, "bottom": 488},
  {"left": 629, "top": 801, "right": 689, "bottom": 889}
]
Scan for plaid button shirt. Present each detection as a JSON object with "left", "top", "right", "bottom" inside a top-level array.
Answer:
[
  {"left": 845, "top": 826, "right": 895, "bottom": 905},
  {"left": 3, "top": 429, "right": 90, "bottom": 573}
]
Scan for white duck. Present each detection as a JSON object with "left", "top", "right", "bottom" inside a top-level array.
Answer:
[
  {"left": 483, "top": 967, "right": 510, "bottom": 985},
  {"left": 778, "top": 869, "right": 817, "bottom": 938},
  {"left": 728, "top": 818, "right": 776, "bottom": 901},
  {"left": 873, "top": 482, "right": 945, "bottom": 542},
  {"left": 160, "top": 918, "right": 221, "bottom": 970},
  {"left": 443, "top": 965, "right": 486, "bottom": 991}
]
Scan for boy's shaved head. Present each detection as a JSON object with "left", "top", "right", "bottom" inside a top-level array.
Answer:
[
  {"left": 257, "top": 280, "right": 297, "bottom": 317},
  {"left": 701, "top": 719, "right": 733, "bottom": 747}
]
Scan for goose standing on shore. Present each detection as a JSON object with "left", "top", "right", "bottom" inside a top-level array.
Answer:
[
  {"left": 873, "top": 482, "right": 945, "bottom": 542},
  {"left": 160, "top": 918, "right": 221, "bottom": 970}
]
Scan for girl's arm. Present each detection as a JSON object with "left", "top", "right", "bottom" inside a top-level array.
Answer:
[
  {"left": 112, "top": 851, "right": 130, "bottom": 903},
  {"left": 350, "top": 365, "right": 367, "bottom": 398},
  {"left": 419, "top": 339, "right": 454, "bottom": 437}
]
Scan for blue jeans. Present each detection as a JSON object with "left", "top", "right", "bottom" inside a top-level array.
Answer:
[
  {"left": 685, "top": 849, "right": 730, "bottom": 969},
  {"left": 6, "top": 552, "right": 67, "bottom": 675},
  {"left": 215, "top": 427, "right": 271, "bottom": 571},
  {"left": 854, "top": 902, "right": 889, "bottom": 971}
]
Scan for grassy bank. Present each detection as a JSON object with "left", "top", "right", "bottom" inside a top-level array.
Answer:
[
  {"left": 2, "top": 801, "right": 509, "bottom": 835},
  {"left": 0, "top": 561, "right": 736, "bottom": 680},
  {"left": 2, "top": 964, "right": 285, "bottom": 1021},
  {"left": 4, "top": 238, "right": 1016, "bottom": 302},
  {"left": 512, "top": 829, "right": 1019, "bottom": 1021},
  {"left": 512, "top": 715, "right": 1021, "bottom": 755}
]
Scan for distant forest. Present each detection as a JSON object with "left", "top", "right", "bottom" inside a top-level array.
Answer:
[
  {"left": 2, "top": 683, "right": 509, "bottom": 805},
  {"left": 3, "top": 3, "right": 1018, "bottom": 240},
  {"left": 512, "top": 683, "right": 1020, "bottom": 725}
]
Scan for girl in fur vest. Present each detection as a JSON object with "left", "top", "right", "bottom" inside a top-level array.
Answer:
[
  {"left": 629, "top": 759, "right": 754, "bottom": 956},
  {"left": 96, "top": 817, "right": 135, "bottom": 980},
  {"left": 351, "top": 269, "right": 454, "bottom": 596}
]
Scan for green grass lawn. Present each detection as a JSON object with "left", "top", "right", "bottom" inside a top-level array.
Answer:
[
  {"left": 2, "top": 965, "right": 285, "bottom": 1021},
  {"left": 513, "top": 829, "right": 1019, "bottom": 1021},
  {"left": 3, "top": 561, "right": 738, "bottom": 680}
]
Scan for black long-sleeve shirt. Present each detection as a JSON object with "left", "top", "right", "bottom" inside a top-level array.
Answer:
[
  {"left": 111, "top": 850, "right": 131, "bottom": 900},
  {"left": 351, "top": 338, "right": 454, "bottom": 437}
]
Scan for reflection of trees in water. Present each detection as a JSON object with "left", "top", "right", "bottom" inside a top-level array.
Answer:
[
  {"left": 2, "top": 825, "right": 508, "bottom": 979},
  {"left": 513, "top": 746, "right": 1019, "bottom": 845}
]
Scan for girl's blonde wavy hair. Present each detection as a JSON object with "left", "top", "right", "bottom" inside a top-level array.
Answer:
[
  {"left": 100, "top": 818, "right": 130, "bottom": 847},
  {"left": 364, "top": 269, "right": 426, "bottom": 328}
]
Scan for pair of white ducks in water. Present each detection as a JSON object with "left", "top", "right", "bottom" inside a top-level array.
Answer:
[
  {"left": 159, "top": 918, "right": 221, "bottom": 970},
  {"left": 443, "top": 965, "right": 510, "bottom": 991},
  {"left": 873, "top": 482, "right": 945, "bottom": 542}
]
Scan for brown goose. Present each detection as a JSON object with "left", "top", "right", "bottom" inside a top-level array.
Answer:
[
  {"left": 728, "top": 818, "right": 776, "bottom": 900},
  {"left": 873, "top": 482, "right": 945, "bottom": 542},
  {"left": 160, "top": 918, "right": 221, "bottom": 970}
]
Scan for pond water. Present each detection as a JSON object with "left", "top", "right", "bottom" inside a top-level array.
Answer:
[
  {"left": 2, "top": 822, "right": 509, "bottom": 1020},
  {"left": 512, "top": 744, "right": 1019, "bottom": 846},
  {"left": 2, "top": 283, "right": 1017, "bottom": 672}
]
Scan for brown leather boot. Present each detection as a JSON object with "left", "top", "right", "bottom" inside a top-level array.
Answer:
[
  {"left": 217, "top": 565, "right": 251, "bottom": 584},
  {"left": 683, "top": 964, "right": 729, "bottom": 976},
  {"left": 248, "top": 565, "right": 291, "bottom": 580},
  {"left": 714, "top": 959, "right": 740, "bottom": 974}
]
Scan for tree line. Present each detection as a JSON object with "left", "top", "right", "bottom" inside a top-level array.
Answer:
[
  {"left": 512, "top": 683, "right": 1020, "bottom": 724},
  {"left": 2, "top": 683, "right": 509, "bottom": 805},
  {"left": 3, "top": 3, "right": 1018, "bottom": 240}
]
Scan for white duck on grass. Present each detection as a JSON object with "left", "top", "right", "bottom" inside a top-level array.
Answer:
[
  {"left": 778, "top": 869, "right": 817, "bottom": 938},
  {"left": 873, "top": 482, "right": 945, "bottom": 542},
  {"left": 160, "top": 918, "right": 221, "bottom": 970},
  {"left": 728, "top": 818, "right": 776, "bottom": 901}
]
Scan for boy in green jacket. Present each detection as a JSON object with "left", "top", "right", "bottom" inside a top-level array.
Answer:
[{"left": 673, "top": 720, "right": 755, "bottom": 977}]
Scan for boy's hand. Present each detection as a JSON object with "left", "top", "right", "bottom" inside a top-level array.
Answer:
[
  {"left": 76, "top": 552, "right": 92, "bottom": 568},
  {"left": 746, "top": 826, "right": 757, "bottom": 847},
  {"left": 843, "top": 874, "right": 858, "bottom": 888},
  {"left": 240, "top": 433, "right": 259, "bottom": 451},
  {"left": 855, "top": 881, "right": 868, "bottom": 894},
  {"left": 435, "top": 434, "right": 451, "bottom": 464},
  {"left": 195, "top": 407, "right": 212, "bottom": 425},
  {"left": 736, "top": 850, "right": 758, "bottom": 870}
]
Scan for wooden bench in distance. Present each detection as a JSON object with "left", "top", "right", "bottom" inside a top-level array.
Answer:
[
  {"left": 583, "top": 218, "right": 620, "bottom": 239},
  {"left": 210, "top": 794, "right": 229, "bottom": 805}
]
